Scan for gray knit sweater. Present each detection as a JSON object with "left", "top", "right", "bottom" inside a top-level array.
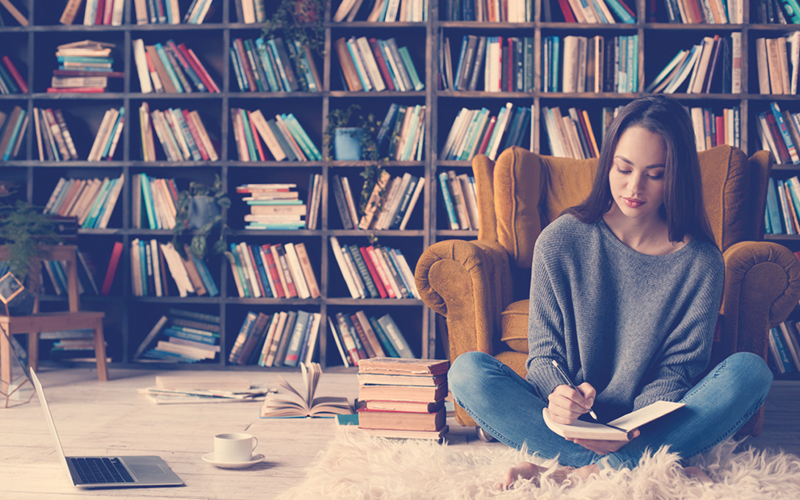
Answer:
[{"left": 525, "top": 214, "right": 725, "bottom": 421}]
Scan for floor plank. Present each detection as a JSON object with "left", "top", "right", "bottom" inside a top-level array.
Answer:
[{"left": 0, "top": 366, "right": 797, "bottom": 499}]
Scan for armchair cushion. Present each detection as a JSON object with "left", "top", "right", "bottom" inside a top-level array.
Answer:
[{"left": 500, "top": 300, "right": 529, "bottom": 353}]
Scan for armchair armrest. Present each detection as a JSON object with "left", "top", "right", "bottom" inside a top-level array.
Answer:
[
  {"left": 415, "top": 239, "right": 513, "bottom": 361},
  {"left": 718, "top": 241, "right": 800, "bottom": 363}
]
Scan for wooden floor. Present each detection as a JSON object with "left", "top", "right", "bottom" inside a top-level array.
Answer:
[{"left": 0, "top": 366, "right": 798, "bottom": 499}]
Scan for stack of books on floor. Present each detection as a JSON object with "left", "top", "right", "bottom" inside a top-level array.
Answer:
[
  {"left": 334, "top": 36, "right": 424, "bottom": 92},
  {"left": 133, "top": 38, "right": 219, "bottom": 94},
  {"left": 138, "top": 103, "right": 218, "bottom": 162},
  {"left": 43, "top": 175, "right": 124, "bottom": 229},
  {"left": 0, "top": 54, "right": 27, "bottom": 94},
  {"left": 226, "top": 242, "right": 320, "bottom": 299},
  {"left": 541, "top": 106, "right": 599, "bottom": 160},
  {"left": 131, "top": 0, "right": 217, "bottom": 25},
  {"left": 236, "top": 183, "right": 307, "bottom": 230},
  {"left": 438, "top": 170, "right": 478, "bottom": 231},
  {"left": 357, "top": 357, "right": 450, "bottom": 440},
  {"left": 49, "top": 40, "right": 117, "bottom": 93},
  {"left": 334, "top": 0, "right": 427, "bottom": 22},
  {"left": 329, "top": 236, "right": 418, "bottom": 300},
  {"left": 231, "top": 108, "right": 321, "bottom": 162},
  {"left": 230, "top": 36, "right": 321, "bottom": 93},
  {"left": 0, "top": 105, "right": 27, "bottom": 161},
  {"left": 230, "top": 310, "right": 322, "bottom": 367},
  {"left": 58, "top": 0, "right": 125, "bottom": 26},
  {"left": 131, "top": 173, "right": 177, "bottom": 229},
  {"left": 756, "top": 102, "right": 800, "bottom": 166},
  {"left": 45, "top": 328, "right": 105, "bottom": 362},
  {"left": 134, "top": 308, "right": 221, "bottom": 363},
  {"left": 328, "top": 310, "right": 414, "bottom": 367},
  {"left": 130, "top": 239, "right": 219, "bottom": 298},
  {"left": 768, "top": 320, "right": 800, "bottom": 375},
  {"left": 440, "top": 103, "right": 531, "bottom": 161}
]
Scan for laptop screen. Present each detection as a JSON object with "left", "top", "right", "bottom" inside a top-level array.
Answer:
[{"left": 30, "top": 369, "right": 72, "bottom": 474}]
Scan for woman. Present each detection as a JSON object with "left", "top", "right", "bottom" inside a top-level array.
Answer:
[{"left": 448, "top": 95, "right": 773, "bottom": 487}]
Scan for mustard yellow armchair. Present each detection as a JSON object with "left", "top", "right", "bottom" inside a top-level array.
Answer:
[{"left": 416, "top": 146, "right": 800, "bottom": 437}]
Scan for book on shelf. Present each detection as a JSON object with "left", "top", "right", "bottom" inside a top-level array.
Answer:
[
  {"left": 334, "top": 36, "right": 423, "bottom": 92},
  {"left": 0, "top": 55, "right": 27, "bottom": 94},
  {"left": 543, "top": 401, "right": 685, "bottom": 441},
  {"left": 135, "top": 309, "right": 221, "bottom": 363},
  {"left": 43, "top": 175, "right": 124, "bottom": 229},
  {"left": 232, "top": 109, "right": 320, "bottom": 162},
  {"left": 139, "top": 105, "right": 217, "bottom": 162},
  {"left": 99, "top": 241, "right": 123, "bottom": 296},
  {"left": 328, "top": 238, "right": 419, "bottom": 300},
  {"left": 47, "top": 40, "right": 116, "bottom": 93},
  {"left": 0, "top": 105, "right": 27, "bottom": 161},
  {"left": 133, "top": 38, "right": 219, "bottom": 93},
  {"left": 129, "top": 239, "right": 219, "bottom": 298},
  {"left": 261, "top": 362, "right": 353, "bottom": 418},
  {"left": 0, "top": 0, "right": 28, "bottom": 26},
  {"left": 231, "top": 36, "right": 320, "bottom": 92},
  {"left": 440, "top": 103, "right": 532, "bottom": 162},
  {"left": 235, "top": 183, "right": 310, "bottom": 230}
]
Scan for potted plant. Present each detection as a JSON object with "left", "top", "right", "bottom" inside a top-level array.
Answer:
[
  {"left": 172, "top": 175, "right": 231, "bottom": 261},
  {"left": 263, "top": 0, "right": 325, "bottom": 57},
  {"left": 0, "top": 200, "right": 60, "bottom": 315}
]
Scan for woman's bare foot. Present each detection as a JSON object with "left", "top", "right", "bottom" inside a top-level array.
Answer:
[
  {"left": 683, "top": 466, "right": 712, "bottom": 484},
  {"left": 498, "top": 462, "right": 579, "bottom": 490}
]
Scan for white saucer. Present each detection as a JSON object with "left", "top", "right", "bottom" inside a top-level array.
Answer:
[{"left": 202, "top": 452, "right": 265, "bottom": 469}]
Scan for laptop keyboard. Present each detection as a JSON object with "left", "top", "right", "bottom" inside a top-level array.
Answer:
[{"left": 70, "top": 457, "right": 135, "bottom": 484}]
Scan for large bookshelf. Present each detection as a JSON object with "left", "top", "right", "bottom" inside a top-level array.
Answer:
[{"left": 1, "top": 0, "right": 799, "bottom": 374}]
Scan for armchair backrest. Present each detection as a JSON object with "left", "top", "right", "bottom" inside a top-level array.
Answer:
[{"left": 473, "top": 146, "right": 773, "bottom": 272}]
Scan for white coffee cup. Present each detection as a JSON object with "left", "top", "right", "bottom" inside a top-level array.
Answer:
[{"left": 214, "top": 433, "right": 258, "bottom": 463}]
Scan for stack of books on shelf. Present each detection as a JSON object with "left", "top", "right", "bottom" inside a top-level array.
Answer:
[
  {"left": 328, "top": 310, "right": 414, "bottom": 368},
  {"left": 689, "top": 107, "right": 740, "bottom": 151},
  {"left": 135, "top": 308, "right": 221, "bottom": 363},
  {"left": 226, "top": 241, "right": 320, "bottom": 300},
  {"left": 39, "top": 328, "right": 105, "bottom": 362},
  {"left": 131, "top": 173, "right": 177, "bottom": 230},
  {"left": 236, "top": 182, "right": 313, "bottom": 230},
  {"left": 334, "top": 0, "right": 428, "bottom": 22},
  {"left": 38, "top": 250, "right": 100, "bottom": 297},
  {"left": 647, "top": 34, "right": 741, "bottom": 95},
  {"left": 231, "top": 109, "right": 321, "bottom": 162},
  {"left": 357, "top": 357, "right": 450, "bottom": 440},
  {"left": 133, "top": 39, "right": 220, "bottom": 94},
  {"left": 441, "top": 0, "right": 533, "bottom": 21},
  {"left": 130, "top": 239, "right": 219, "bottom": 298},
  {"left": 661, "top": 0, "right": 743, "bottom": 23},
  {"left": 541, "top": 106, "right": 600, "bottom": 160},
  {"left": 542, "top": 34, "right": 638, "bottom": 93},
  {"left": 131, "top": 0, "right": 217, "bottom": 25},
  {"left": 139, "top": 103, "right": 218, "bottom": 162},
  {"left": 440, "top": 103, "right": 532, "bottom": 162},
  {"left": 43, "top": 175, "right": 124, "bottom": 230},
  {"left": 438, "top": 171, "right": 479, "bottom": 231},
  {"left": 0, "top": 0, "right": 28, "bottom": 26},
  {"left": 768, "top": 320, "right": 800, "bottom": 375},
  {"left": 358, "top": 171, "right": 425, "bottom": 231},
  {"left": 553, "top": 0, "right": 635, "bottom": 23},
  {"left": 329, "top": 236, "right": 419, "bottom": 300},
  {"left": 755, "top": 33, "right": 800, "bottom": 96},
  {"left": 442, "top": 34, "right": 534, "bottom": 92},
  {"left": 58, "top": 0, "right": 124, "bottom": 26},
  {"left": 231, "top": 309, "right": 321, "bottom": 367},
  {"left": 334, "top": 36, "right": 424, "bottom": 92},
  {"left": 48, "top": 40, "right": 116, "bottom": 93},
  {"left": 0, "top": 55, "right": 27, "bottom": 94},
  {"left": 230, "top": 36, "right": 321, "bottom": 93},
  {"left": 0, "top": 105, "right": 28, "bottom": 161},
  {"left": 756, "top": 102, "right": 800, "bottom": 166}
]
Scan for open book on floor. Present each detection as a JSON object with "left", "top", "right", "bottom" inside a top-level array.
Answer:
[
  {"left": 542, "top": 401, "right": 685, "bottom": 441},
  {"left": 260, "top": 362, "right": 353, "bottom": 418}
]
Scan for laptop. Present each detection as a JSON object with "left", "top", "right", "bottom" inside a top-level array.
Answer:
[{"left": 30, "top": 368, "right": 184, "bottom": 489}]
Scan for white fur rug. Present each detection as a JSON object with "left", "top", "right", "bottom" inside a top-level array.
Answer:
[{"left": 277, "top": 428, "right": 800, "bottom": 500}]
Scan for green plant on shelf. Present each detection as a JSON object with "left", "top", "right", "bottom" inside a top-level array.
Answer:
[
  {"left": 172, "top": 175, "right": 231, "bottom": 261},
  {"left": 263, "top": 0, "right": 326, "bottom": 57}
]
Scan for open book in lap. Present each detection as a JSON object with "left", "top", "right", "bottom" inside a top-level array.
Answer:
[
  {"left": 542, "top": 401, "right": 686, "bottom": 441},
  {"left": 260, "top": 362, "right": 353, "bottom": 418}
]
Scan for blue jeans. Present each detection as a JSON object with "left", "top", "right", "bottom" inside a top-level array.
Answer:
[{"left": 448, "top": 351, "right": 773, "bottom": 470}]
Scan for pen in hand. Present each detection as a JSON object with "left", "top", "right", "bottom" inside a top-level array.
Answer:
[{"left": 551, "top": 360, "right": 599, "bottom": 421}]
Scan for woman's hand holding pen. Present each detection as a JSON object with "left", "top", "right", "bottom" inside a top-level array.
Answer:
[{"left": 547, "top": 383, "right": 597, "bottom": 424}]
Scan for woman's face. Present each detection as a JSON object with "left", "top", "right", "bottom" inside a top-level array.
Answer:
[{"left": 608, "top": 126, "right": 667, "bottom": 223}]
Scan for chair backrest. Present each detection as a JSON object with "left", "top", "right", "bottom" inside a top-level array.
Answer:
[
  {"left": 473, "top": 146, "right": 773, "bottom": 271},
  {"left": 0, "top": 245, "right": 80, "bottom": 314}
]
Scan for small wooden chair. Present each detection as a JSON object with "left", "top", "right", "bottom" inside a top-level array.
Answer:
[{"left": 0, "top": 245, "right": 107, "bottom": 391}]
